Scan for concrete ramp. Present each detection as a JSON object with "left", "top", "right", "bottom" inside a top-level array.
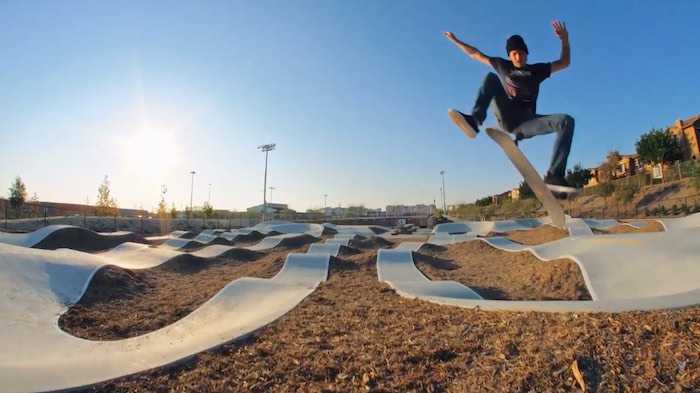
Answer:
[
  {"left": 394, "top": 242, "right": 425, "bottom": 252},
  {"left": 0, "top": 243, "right": 329, "bottom": 393},
  {"left": 307, "top": 243, "right": 342, "bottom": 256},
  {"left": 657, "top": 212, "right": 700, "bottom": 231},
  {"left": 252, "top": 222, "right": 326, "bottom": 238},
  {"left": 379, "top": 227, "right": 700, "bottom": 312},
  {"left": 0, "top": 225, "right": 137, "bottom": 251},
  {"left": 325, "top": 238, "right": 351, "bottom": 246},
  {"left": 565, "top": 217, "right": 594, "bottom": 237},
  {"left": 377, "top": 249, "right": 483, "bottom": 301}
]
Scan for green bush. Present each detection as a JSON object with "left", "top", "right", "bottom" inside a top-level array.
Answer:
[
  {"left": 690, "top": 161, "right": 700, "bottom": 190},
  {"left": 597, "top": 182, "right": 615, "bottom": 198},
  {"left": 681, "top": 203, "right": 690, "bottom": 215},
  {"left": 615, "top": 182, "right": 639, "bottom": 203}
]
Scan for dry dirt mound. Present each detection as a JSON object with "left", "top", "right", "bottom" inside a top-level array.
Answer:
[
  {"left": 176, "top": 231, "right": 197, "bottom": 239},
  {"left": 593, "top": 221, "right": 665, "bottom": 235},
  {"left": 277, "top": 234, "right": 320, "bottom": 249},
  {"left": 33, "top": 227, "right": 145, "bottom": 252},
  {"left": 350, "top": 237, "right": 394, "bottom": 250},
  {"left": 232, "top": 231, "right": 266, "bottom": 244},
  {"left": 58, "top": 246, "right": 309, "bottom": 340},
  {"left": 486, "top": 224, "right": 568, "bottom": 245},
  {"left": 369, "top": 226, "right": 389, "bottom": 234},
  {"left": 414, "top": 240, "right": 590, "bottom": 301},
  {"left": 415, "top": 243, "right": 447, "bottom": 256},
  {"left": 178, "top": 237, "right": 233, "bottom": 251},
  {"left": 337, "top": 245, "right": 361, "bottom": 257},
  {"left": 90, "top": 249, "right": 700, "bottom": 392},
  {"left": 215, "top": 248, "right": 262, "bottom": 261}
]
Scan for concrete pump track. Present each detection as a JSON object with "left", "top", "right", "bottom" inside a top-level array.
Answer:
[{"left": 0, "top": 214, "right": 698, "bottom": 392}]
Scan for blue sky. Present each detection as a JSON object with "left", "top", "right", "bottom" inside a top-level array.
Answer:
[{"left": 1, "top": 1, "right": 698, "bottom": 212}]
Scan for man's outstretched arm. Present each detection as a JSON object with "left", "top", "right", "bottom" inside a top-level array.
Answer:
[
  {"left": 551, "top": 20, "right": 570, "bottom": 73},
  {"left": 444, "top": 32, "right": 491, "bottom": 67}
]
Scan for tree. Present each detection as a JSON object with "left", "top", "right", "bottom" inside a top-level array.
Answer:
[
  {"left": 170, "top": 203, "right": 178, "bottom": 219},
  {"left": 566, "top": 163, "right": 593, "bottom": 189},
  {"left": 156, "top": 197, "right": 168, "bottom": 219},
  {"left": 635, "top": 128, "right": 682, "bottom": 165},
  {"left": 202, "top": 202, "right": 214, "bottom": 219},
  {"left": 96, "top": 175, "right": 118, "bottom": 216},
  {"left": 518, "top": 181, "right": 535, "bottom": 199},
  {"left": 475, "top": 196, "right": 492, "bottom": 206},
  {"left": 597, "top": 150, "right": 621, "bottom": 183},
  {"left": 9, "top": 176, "right": 28, "bottom": 218}
]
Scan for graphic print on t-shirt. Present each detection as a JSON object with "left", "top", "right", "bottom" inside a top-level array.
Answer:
[{"left": 489, "top": 57, "right": 551, "bottom": 113}]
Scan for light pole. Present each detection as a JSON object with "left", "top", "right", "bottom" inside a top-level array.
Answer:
[
  {"left": 257, "top": 143, "right": 276, "bottom": 221},
  {"left": 208, "top": 183, "right": 212, "bottom": 205},
  {"left": 440, "top": 170, "right": 447, "bottom": 214},
  {"left": 268, "top": 186, "right": 276, "bottom": 202},
  {"left": 189, "top": 171, "right": 196, "bottom": 220},
  {"left": 323, "top": 194, "right": 328, "bottom": 208}
]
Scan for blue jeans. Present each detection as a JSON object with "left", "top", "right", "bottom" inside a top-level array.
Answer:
[{"left": 471, "top": 72, "right": 575, "bottom": 179}]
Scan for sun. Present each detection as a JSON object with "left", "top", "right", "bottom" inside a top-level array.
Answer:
[{"left": 121, "top": 126, "right": 180, "bottom": 179}]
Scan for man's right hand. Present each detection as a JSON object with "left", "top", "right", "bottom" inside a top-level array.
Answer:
[{"left": 444, "top": 32, "right": 491, "bottom": 67}]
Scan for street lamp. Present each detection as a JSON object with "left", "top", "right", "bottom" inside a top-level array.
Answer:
[
  {"left": 440, "top": 170, "right": 447, "bottom": 214},
  {"left": 189, "top": 171, "right": 196, "bottom": 220},
  {"left": 323, "top": 194, "right": 328, "bottom": 208},
  {"left": 257, "top": 143, "right": 276, "bottom": 221},
  {"left": 268, "top": 186, "right": 276, "bottom": 202},
  {"left": 208, "top": 183, "right": 212, "bottom": 205}
]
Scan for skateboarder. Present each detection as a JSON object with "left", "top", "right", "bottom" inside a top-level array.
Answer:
[{"left": 445, "top": 21, "right": 576, "bottom": 194}]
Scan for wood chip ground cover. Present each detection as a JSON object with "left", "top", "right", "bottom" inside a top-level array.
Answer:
[
  {"left": 594, "top": 221, "right": 666, "bottom": 234},
  {"left": 59, "top": 245, "right": 310, "bottom": 340},
  {"left": 487, "top": 224, "right": 569, "bottom": 245},
  {"left": 414, "top": 240, "right": 590, "bottom": 301},
  {"left": 78, "top": 247, "right": 700, "bottom": 392}
]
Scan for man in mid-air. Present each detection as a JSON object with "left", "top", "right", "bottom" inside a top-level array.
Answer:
[{"left": 445, "top": 21, "right": 576, "bottom": 193}]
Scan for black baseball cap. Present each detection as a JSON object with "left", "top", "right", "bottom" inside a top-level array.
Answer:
[{"left": 506, "top": 35, "right": 529, "bottom": 54}]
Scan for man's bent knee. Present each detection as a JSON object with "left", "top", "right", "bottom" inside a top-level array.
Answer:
[{"left": 559, "top": 114, "right": 575, "bottom": 133}]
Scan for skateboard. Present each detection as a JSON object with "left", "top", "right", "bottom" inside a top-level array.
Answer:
[{"left": 483, "top": 127, "right": 566, "bottom": 228}]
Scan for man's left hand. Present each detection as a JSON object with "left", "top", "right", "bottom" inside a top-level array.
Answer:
[{"left": 552, "top": 20, "right": 568, "bottom": 41}]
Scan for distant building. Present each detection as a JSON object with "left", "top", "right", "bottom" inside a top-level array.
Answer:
[
  {"left": 614, "top": 154, "right": 644, "bottom": 178},
  {"left": 246, "top": 203, "right": 289, "bottom": 214},
  {"left": 0, "top": 198, "right": 147, "bottom": 217},
  {"left": 510, "top": 187, "right": 520, "bottom": 200},
  {"left": 491, "top": 191, "right": 511, "bottom": 205},
  {"left": 668, "top": 114, "right": 700, "bottom": 160},
  {"left": 385, "top": 204, "right": 435, "bottom": 216}
]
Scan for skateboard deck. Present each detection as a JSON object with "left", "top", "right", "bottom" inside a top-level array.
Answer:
[{"left": 484, "top": 127, "right": 566, "bottom": 228}]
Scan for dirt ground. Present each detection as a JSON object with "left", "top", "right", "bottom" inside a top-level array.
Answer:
[
  {"left": 414, "top": 240, "right": 590, "bottom": 301},
  {"left": 80, "top": 248, "right": 700, "bottom": 392},
  {"left": 488, "top": 224, "right": 569, "bottom": 245},
  {"left": 59, "top": 245, "right": 310, "bottom": 340},
  {"left": 595, "top": 221, "right": 666, "bottom": 234}
]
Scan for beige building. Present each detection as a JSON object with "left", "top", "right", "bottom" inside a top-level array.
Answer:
[
  {"left": 668, "top": 114, "right": 700, "bottom": 160},
  {"left": 510, "top": 187, "right": 520, "bottom": 200}
]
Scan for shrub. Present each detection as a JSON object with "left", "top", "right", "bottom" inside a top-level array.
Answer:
[
  {"left": 615, "top": 182, "right": 639, "bottom": 203},
  {"left": 681, "top": 203, "right": 690, "bottom": 215},
  {"left": 597, "top": 182, "right": 615, "bottom": 198}
]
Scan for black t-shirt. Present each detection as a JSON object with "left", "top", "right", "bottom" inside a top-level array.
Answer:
[{"left": 489, "top": 57, "right": 551, "bottom": 114}]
